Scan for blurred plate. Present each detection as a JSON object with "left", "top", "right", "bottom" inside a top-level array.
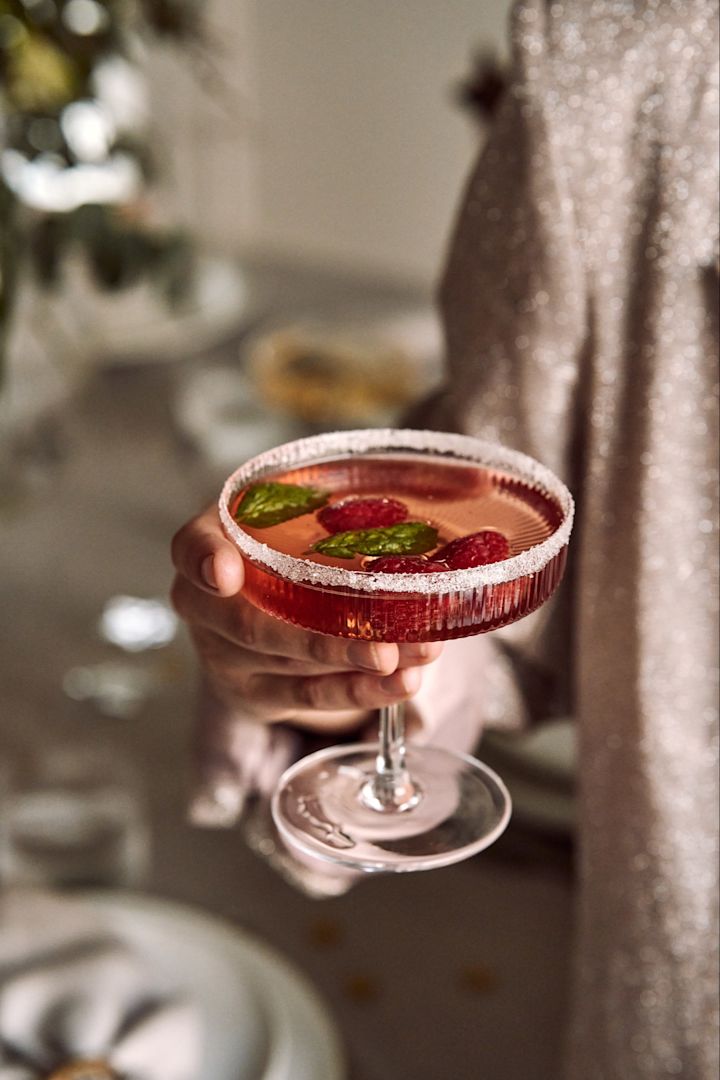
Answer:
[
  {"left": 86, "top": 891, "right": 346, "bottom": 1080},
  {"left": 173, "top": 367, "right": 303, "bottom": 474},
  {"left": 244, "top": 311, "right": 443, "bottom": 426}
]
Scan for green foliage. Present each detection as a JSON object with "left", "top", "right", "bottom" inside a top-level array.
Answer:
[{"left": 0, "top": 0, "right": 204, "bottom": 374}]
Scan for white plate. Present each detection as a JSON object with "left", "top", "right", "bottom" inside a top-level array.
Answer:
[
  {"left": 242, "top": 310, "right": 444, "bottom": 427},
  {"left": 85, "top": 892, "right": 346, "bottom": 1080}
]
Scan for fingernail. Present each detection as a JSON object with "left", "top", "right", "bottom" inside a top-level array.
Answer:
[
  {"left": 188, "top": 779, "right": 244, "bottom": 828},
  {"left": 201, "top": 555, "right": 218, "bottom": 590}
]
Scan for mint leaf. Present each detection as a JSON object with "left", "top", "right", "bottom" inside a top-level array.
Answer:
[
  {"left": 312, "top": 521, "right": 438, "bottom": 559},
  {"left": 234, "top": 482, "right": 328, "bottom": 528}
]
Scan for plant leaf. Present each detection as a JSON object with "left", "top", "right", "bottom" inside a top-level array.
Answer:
[
  {"left": 312, "top": 521, "right": 438, "bottom": 559},
  {"left": 234, "top": 482, "right": 328, "bottom": 528}
]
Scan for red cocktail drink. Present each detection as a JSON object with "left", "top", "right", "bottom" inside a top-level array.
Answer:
[{"left": 219, "top": 429, "right": 573, "bottom": 872}]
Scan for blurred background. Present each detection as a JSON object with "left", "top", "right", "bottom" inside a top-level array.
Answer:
[{"left": 0, "top": 3, "right": 575, "bottom": 1079}]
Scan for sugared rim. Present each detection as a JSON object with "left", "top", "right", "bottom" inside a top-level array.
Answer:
[{"left": 219, "top": 428, "right": 574, "bottom": 594}]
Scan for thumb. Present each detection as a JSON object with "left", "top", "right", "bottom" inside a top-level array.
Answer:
[{"left": 171, "top": 504, "right": 244, "bottom": 596}]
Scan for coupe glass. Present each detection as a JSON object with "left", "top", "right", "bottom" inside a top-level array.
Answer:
[{"left": 219, "top": 429, "right": 573, "bottom": 873}]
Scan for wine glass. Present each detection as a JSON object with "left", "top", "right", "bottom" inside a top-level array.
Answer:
[{"left": 219, "top": 428, "right": 573, "bottom": 873}]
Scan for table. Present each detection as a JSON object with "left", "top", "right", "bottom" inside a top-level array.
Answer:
[{"left": 0, "top": 259, "right": 574, "bottom": 1080}]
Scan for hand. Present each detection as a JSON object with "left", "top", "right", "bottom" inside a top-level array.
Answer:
[{"left": 171, "top": 505, "right": 443, "bottom": 736}]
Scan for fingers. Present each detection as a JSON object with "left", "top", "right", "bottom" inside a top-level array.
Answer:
[
  {"left": 189, "top": 625, "right": 374, "bottom": 680},
  {"left": 189, "top": 623, "right": 423, "bottom": 725},
  {"left": 245, "top": 666, "right": 423, "bottom": 725},
  {"left": 397, "top": 641, "right": 444, "bottom": 668},
  {"left": 189, "top": 624, "right": 441, "bottom": 679},
  {"left": 171, "top": 504, "right": 244, "bottom": 597},
  {"left": 172, "top": 575, "right": 401, "bottom": 673}
]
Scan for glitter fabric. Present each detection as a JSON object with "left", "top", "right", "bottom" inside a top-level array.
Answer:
[{"left": 432, "top": 0, "right": 719, "bottom": 1075}]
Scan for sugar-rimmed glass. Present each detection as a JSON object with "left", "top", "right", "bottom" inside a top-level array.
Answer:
[{"left": 219, "top": 429, "right": 573, "bottom": 873}]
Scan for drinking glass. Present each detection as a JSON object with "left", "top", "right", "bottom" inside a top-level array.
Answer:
[
  {"left": 220, "top": 429, "right": 573, "bottom": 872},
  {"left": 0, "top": 744, "right": 150, "bottom": 889}
]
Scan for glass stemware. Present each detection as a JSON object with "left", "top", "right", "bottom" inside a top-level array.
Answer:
[{"left": 219, "top": 429, "right": 573, "bottom": 873}]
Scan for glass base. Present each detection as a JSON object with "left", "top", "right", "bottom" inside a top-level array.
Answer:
[{"left": 271, "top": 743, "right": 511, "bottom": 873}]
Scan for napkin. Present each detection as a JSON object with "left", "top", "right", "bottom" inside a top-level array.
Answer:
[
  {"left": 0, "top": 891, "right": 201, "bottom": 1080},
  {"left": 188, "top": 692, "right": 360, "bottom": 898}
]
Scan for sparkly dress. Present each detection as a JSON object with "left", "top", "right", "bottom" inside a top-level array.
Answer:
[{"left": 422, "top": 1, "right": 719, "bottom": 1075}]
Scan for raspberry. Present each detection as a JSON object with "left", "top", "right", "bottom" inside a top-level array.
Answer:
[
  {"left": 434, "top": 530, "right": 510, "bottom": 569},
  {"left": 367, "top": 556, "right": 447, "bottom": 574},
  {"left": 318, "top": 497, "right": 408, "bottom": 534}
]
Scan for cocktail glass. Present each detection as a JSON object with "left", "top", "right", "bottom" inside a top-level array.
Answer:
[{"left": 219, "top": 429, "right": 573, "bottom": 873}]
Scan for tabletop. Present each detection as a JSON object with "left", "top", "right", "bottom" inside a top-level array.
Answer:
[{"left": 0, "top": 258, "right": 574, "bottom": 1080}]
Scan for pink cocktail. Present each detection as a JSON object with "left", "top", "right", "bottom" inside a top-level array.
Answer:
[{"left": 220, "top": 429, "right": 573, "bottom": 872}]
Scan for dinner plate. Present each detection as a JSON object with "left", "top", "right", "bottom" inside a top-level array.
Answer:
[
  {"left": 242, "top": 310, "right": 443, "bottom": 427},
  {"left": 85, "top": 891, "right": 346, "bottom": 1080}
]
